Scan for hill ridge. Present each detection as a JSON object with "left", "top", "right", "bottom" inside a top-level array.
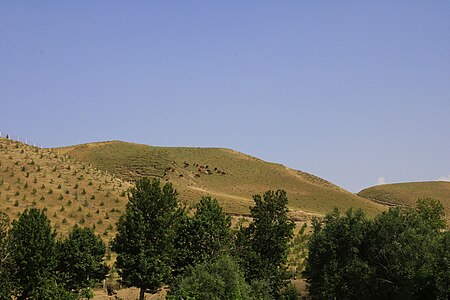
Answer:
[
  {"left": 55, "top": 140, "right": 386, "bottom": 217},
  {"left": 358, "top": 181, "right": 450, "bottom": 221}
]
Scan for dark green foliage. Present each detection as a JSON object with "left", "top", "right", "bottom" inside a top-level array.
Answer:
[
  {"left": 10, "top": 208, "right": 58, "bottom": 299},
  {"left": 236, "top": 190, "right": 295, "bottom": 297},
  {"left": 279, "top": 284, "right": 301, "bottom": 300},
  {"left": 167, "top": 255, "right": 254, "bottom": 300},
  {"left": 415, "top": 197, "right": 446, "bottom": 231},
  {"left": 112, "top": 178, "right": 180, "bottom": 299},
  {"left": 57, "top": 225, "right": 108, "bottom": 294},
  {"left": 304, "top": 198, "right": 449, "bottom": 300},
  {"left": 28, "top": 278, "right": 78, "bottom": 300},
  {"left": 365, "top": 199, "right": 447, "bottom": 299},
  {"left": 0, "top": 212, "right": 13, "bottom": 300},
  {"left": 172, "top": 196, "right": 231, "bottom": 278},
  {"left": 303, "top": 208, "right": 371, "bottom": 299},
  {"left": 433, "top": 231, "right": 450, "bottom": 297}
]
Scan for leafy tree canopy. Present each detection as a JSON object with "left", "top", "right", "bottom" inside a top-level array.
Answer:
[
  {"left": 57, "top": 225, "right": 108, "bottom": 294},
  {"left": 168, "top": 255, "right": 254, "bottom": 300},
  {"left": 112, "top": 178, "right": 181, "bottom": 299},
  {"left": 0, "top": 212, "right": 13, "bottom": 300},
  {"left": 172, "top": 196, "right": 231, "bottom": 278},
  {"left": 10, "top": 208, "right": 58, "bottom": 299},
  {"left": 236, "top": 190, "right": 295, "bottom": 297},
  {"left": 304, "top": 198, "right": 449, "bottom": 300}
]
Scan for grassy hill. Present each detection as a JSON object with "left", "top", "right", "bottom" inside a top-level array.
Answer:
[
  {"left": 358, "top": 181, "right": 450, "bottom": 220},
  {"left": 0, "top": 137, "right": 131, "bottom": 239},
  {"left": 56, "top": 140, "right": 386, "bottom": 218}
]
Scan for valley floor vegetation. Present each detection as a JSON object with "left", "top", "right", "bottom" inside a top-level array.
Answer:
[
  {"left": 304, "top": 198, "right": 449, "bottom": 299},
  {"left": 0, "top": 177, "right": 448, "bottom": 299}
]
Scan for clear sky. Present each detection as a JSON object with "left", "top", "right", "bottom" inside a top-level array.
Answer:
[{"left": 1, "top": 1, "right": 449, "bottom": 192}]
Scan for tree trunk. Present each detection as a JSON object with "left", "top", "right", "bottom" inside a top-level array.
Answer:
[{"left": 140, "top": 288, "right": 145, "bottom": 300}]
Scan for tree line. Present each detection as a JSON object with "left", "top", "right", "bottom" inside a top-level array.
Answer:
[
  {"left": 111, "top": 178, "right": 297, "bottom": 300},
  {"left": 0, "top": 178, "right": 297, "bottom": 299},
  {"left": 0, "top": 209, "right": 107, "bottom": 299},
  {"left": 304, "top": 198, "right": 449, "bottom": 299},
  {"left": 0, "top": 177, "right": 448, "bottom": 299}
]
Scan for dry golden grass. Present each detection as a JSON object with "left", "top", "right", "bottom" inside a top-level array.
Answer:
[
  {"left": 56, "top": 140, "right": 386, "bottom": 218},
  {"left": 358, "top": 181, "right": 450, "bottom": 221},
  {"left": 0, "top": 137, "right": 131, "bottom": 239}
]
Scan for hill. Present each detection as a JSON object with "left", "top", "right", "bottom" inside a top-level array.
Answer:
[
  {"left": 358, "top": 181, "right": 450, "bottom": 220},
  {"left": 56, "top": 140, "right": 386, "bottom": 218},
  {"left": 0, "top": 137, "right": 131, "bottom": 238}
]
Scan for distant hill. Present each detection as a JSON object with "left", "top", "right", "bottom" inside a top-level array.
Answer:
[
  {"left": 56, "top": 140, "right": 386, "bottom": 218},
  {"left": 358, "top": 181, "right": 450, "bottom": 220},
  {"left": 0, "top": 137, "right": 131, "bottom": 239}
]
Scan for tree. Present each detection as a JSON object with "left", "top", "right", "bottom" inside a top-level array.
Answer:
[
  {"left": 10, "top": 208, "right": 58, "bottom": 299},
  {"left": 303, "top": 208, "right": 372, "bottom": 299},
  {"left": 111, "top": 178, "right": 180, "bottom": 300},
  {"left": 167, "top": 255, "right": 254, "bottom": 300},
  {"left": 0, "top": 212, "right": 13, "bottom": 300},
  {"left": 57, "top": 225, "right": 108, "bottom": 296},
  {"left": 365, "top": 199, "right": 447, "bottom": 299},
  {"left": 416, "top": 197, "right": 446, "bottom": 231},
  {"left": 303, "top": 198, "right": 449, "bottom": 300},
  {"left": 236, "top": 190, "right": 295, "bottom": 297},
  {"left": 172, "top": 196, "right": 231, "bottom": 278},
  {"left": 287, "top": 223, "right": 309, "bottom": 279},
  {"left": 433, "top": 231, "right": 450, "bottom": 298}
]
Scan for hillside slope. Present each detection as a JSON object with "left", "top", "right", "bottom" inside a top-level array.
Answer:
[
  {"left": 56, "top": 141, "right": 386, "bottom": 217},
  {"left": 358, "top": 181, "right": 450, "bottom": 219},
  {"left": 0, "top": 137, "right": 131, "bottom": 238}
]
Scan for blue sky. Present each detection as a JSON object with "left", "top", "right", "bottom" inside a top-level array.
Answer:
[{"left": 1, "top": 1, "right": 449, "bottom": 192}]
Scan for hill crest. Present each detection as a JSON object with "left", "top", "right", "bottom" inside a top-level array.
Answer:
[
  {"left": 358, "top": 181, "right": 450, "bottom": 220},
  {"left": 55, "top": 140, "right": 386, "bottom": 217}
]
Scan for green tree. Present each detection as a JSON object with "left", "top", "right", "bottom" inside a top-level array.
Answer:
[
  {"left": 0, "top": 212, "right": 13, "bottom": 300},
  {"left": 287, "top": 223, "right": 309, "bottom": 278},
  {"left": 57, "top": 225, "right": 108, "bottom": 296},
  {"left": 366, "top": 199, "right": 447, "bottom": 299},
  {"left": 236, "top": 190, "right": 295, "bottom": 297},
  {"left": 303, "top": 198, "right": 448, "bottom": 300},
  {"left": 111, "top": 178, "right": 180, "bottom": 300},
  {"left": 167, "top": 255, "right": 254, "bottom": 300},
  {"left": 416, "top": 197, "right": 446, "bottom": 231},
  {"left": 28, "top": 278, "right": 78, "bottom": 300},
  {"left": 10, "top": 208, "right": 58, "bottom": 299},
  {"left": 433, "top": 231, "right": 450, "bottom": 298},
  {"left": 173, "top": 196, "right": 231, "bottom": 277},
  {"left": 303, "top": 208, "right": 372, "bottom": 299}
]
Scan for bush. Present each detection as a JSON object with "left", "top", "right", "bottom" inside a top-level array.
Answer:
[
  {"left": 167, "top": 255, "right": 253, "bottom": 300},
  {"left": 29, "top": 278, "right": 78, "bottom": 300},
  {"left": 279, "top": 284, "right": 301, "bottom": 300}
]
